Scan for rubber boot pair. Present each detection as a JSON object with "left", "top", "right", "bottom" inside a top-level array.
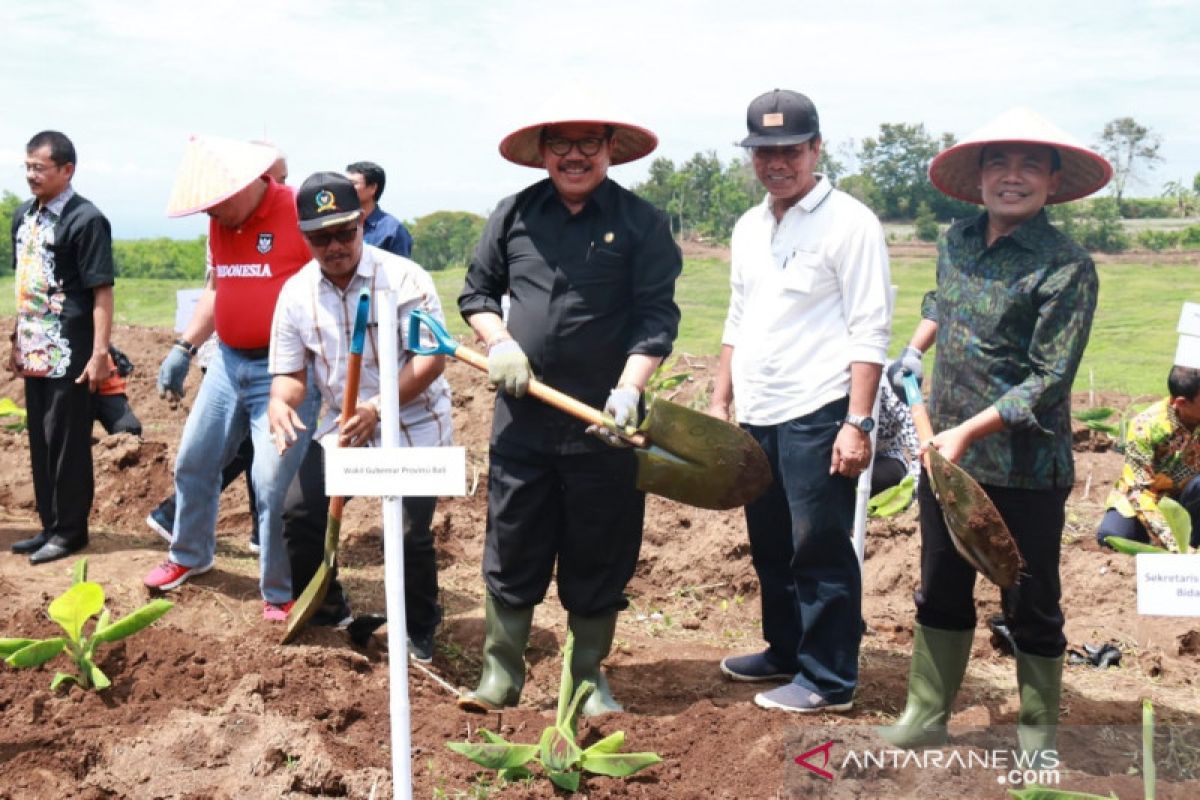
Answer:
[
  {"left": 568, "top": 612, "right": 623, "bottom": 716},
  {"left": 880, "top": 624, "right": 973, "bottom": 748},
  {"left": 457, "top": 594, "right": 533, "bottom": 713},
  {"left": 1015, "top": 649, "right": 1064, "bottom": 770}
]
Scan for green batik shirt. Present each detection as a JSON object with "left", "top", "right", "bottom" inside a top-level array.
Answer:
[{"left": 921, "top": 210, "right": 1097, "bottom": 490}]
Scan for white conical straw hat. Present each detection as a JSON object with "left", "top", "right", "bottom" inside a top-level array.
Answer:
[
  {"left": 498, "top": 84, "right": 657, "bottom": 168},
  {"left": 165, "top": 135, "right": 280, "bottom": 217},
  {"left": 928, "top": 107, "right": 1113, "bottom": 205}
]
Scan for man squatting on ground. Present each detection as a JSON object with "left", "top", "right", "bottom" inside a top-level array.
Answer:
[
  {"left": 268, "top": 172, "right": 453, "bottom": 659},
  {"left": 9, "top": 130, "right": 115, "bottom": 565},
  {"left": 881, "top": 108, "right": 1113, "bottom": 766},
  {"left": 1096, "top": 361, "right": 1200, "bottom": 553},
  {"left": 710, "top": 90, "right": 892, "bottom": 714},
  {"left": 456, "top": 91, "right": 682, "bottom": 716},
  {"left": 144, "top": 136, "right": 319, "bottom": 621}
]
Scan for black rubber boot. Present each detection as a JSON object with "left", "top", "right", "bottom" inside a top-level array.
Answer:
[
  {"left": 880, "top": 624, "right": 974, "bottom": 748},
  {"left": 568, "top": 612, "right": 623, "bottom": 716},
  {"left": 457, "top": 594, "right": 534, "bottom": 713}
]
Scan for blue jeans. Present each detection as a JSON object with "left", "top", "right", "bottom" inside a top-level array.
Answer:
[
  {"left": 742, "top": 397, "right": 861, "bottom": 704},
  {"left": 169, "top": 344, "right": 317, "bottom": 604}
]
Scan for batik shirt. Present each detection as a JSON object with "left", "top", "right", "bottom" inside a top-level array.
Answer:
[
  {"left": 1105, "top": 398, "right": 1200, "bottom": 552},
  {"left": 12, "top": 187, "right": 114, "bottom": 380},
  {"left": 922, "top": 210, "right": 1096, "bottom": 490}
]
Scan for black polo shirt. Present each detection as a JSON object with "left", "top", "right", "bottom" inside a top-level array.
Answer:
[{"left": 459, "top": 177, "right": 681, "bottom": 454}]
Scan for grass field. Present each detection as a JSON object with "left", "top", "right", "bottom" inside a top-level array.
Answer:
[{"left": 2, "top": 254, "right": 1196, "bottom": 398}]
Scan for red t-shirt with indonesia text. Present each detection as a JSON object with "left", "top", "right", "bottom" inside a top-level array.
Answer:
[{"left": 209, "top": 179, "right": 310, "bottom": 349}]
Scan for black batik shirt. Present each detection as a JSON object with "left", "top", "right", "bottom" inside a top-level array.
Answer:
[
  {"left": 459, "top": 178, "right": 682, "bottom": 454},
  {"left": 921, "top": 210, "right": 1096, "bottom": 490}
]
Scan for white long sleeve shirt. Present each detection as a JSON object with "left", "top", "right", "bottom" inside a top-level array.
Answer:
[{"left": 723, "top": 177, "right": 892, "bottom": 426}]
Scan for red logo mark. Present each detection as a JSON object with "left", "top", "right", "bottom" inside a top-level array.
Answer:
[{"left": 795, "top": 740, "right": 835, "bottom": 780}]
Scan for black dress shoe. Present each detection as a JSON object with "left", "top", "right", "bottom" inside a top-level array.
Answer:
[
  {"left": 11, "top": 531, "right": 50, "bottom": 555},
  {"left": 29, "top": 539, "right": 86, "bottom": 565}
]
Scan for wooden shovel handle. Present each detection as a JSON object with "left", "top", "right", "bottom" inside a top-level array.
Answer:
[{"left": 452, "top": 343, "right": 648, "bottom": 447}]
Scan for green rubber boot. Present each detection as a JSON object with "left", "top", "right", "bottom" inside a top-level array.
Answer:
[
  {"left": 568, "top": 612, "right": 623, "bottom": 716},
  {"left": 457, "top": 594, "right": 534, "bottom": 713},
  {"left": 1015, "top": 649, "right": 1064, "bottom": 770},
  {"left": 880, "top": 624, "right": 974, "bottom": 748}
]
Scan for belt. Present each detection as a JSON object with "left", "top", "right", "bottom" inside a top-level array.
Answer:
[{"left": 231, "top": 346, "right": 270, "bottom": 360}]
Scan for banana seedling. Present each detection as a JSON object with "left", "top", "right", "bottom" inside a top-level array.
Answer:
[
  {"left": 447, "top": 631, "right": 661, "bottom": 793},
  {"left": 1104, "top": 496, "right": 1195, "bottom": 555},
  {"left": 0, "top": 558, "right": 173, "bottom": 690}
]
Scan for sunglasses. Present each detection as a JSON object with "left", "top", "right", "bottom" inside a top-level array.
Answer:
[
  {"left": 543, "top": 136, "right": 607, "bottom": 157},
  {"left": 305, "top": 227, "right": 357, "bottom": 247}
]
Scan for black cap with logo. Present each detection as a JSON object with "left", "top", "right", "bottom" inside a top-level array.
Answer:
[
  {"left": 739, "top": 89, "right": 820, "bottom": 148},
  {"left": 296, "top": 171, "right": 362, "bottom": 232}
]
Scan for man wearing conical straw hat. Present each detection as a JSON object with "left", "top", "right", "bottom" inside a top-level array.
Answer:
[
  {"left": 882, "top": 109, "right": 1113, "bottom": 766},
  {"left": 143, "top": 135, "right": 319, "bottom": 622},
  {"left": 456, "top": 87, "right": 682, "bottom": 716}
]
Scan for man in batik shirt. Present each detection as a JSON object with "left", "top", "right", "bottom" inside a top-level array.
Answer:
[
  {"left": 8, "top": 130, "right": 114, "bottom": 565},
  {"left": 1097, "top": 365, "right": 1200, "bottom": 553},
  {"left": 882, "top": 109, "right": 1112, "bottom": 767}
]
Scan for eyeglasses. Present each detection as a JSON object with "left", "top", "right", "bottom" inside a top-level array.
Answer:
[
  {"left": 751, "top": 145, "right": 807, "bottom": 160},
  {"left": 305, "top": 227, "right": 357, "bottom": 247},
  {"left": 24, "top": 162, "right": 59, "bottom": 174},
  {"left": 543, "top": 136, "right": 607, "bottom": 157}
]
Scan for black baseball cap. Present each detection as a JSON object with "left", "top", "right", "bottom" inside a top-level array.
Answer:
[
  {"left": 296, "top": 171, "right": 361, "bottom": 232},
  {"left": 739, "top": 89, "right": 820, "bottom": 148}
]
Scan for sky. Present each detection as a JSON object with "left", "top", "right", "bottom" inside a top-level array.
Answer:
[{"left": 2, "top": 0, "right": 1197, "bottom": 239}]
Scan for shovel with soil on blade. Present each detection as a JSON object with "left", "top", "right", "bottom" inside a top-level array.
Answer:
[
  {"left": 283, "top": 287, "right": 372, "bottom": 644},
  {"left": 902, "top": 373, "right": 1025, "bottom": 588},
  {"left": 407, "top": 309, "right": 772, "bottom": 510}
]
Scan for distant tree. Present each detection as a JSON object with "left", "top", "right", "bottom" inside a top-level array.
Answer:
[
  {"left": 1096, "top": 117, "right": 1162, "bottom": 206},
  {"left": 856, "top": 123, "right": 972, "bottom": 221},
  {"left": 113, "top": 237, "right": 207, "bottom": 279},
  {"left": 0, "top": 190, "right": 22, "bottom": 270},
  {"left": 633, "top": 152, "right": 757, "bottom": 242},
  {"left": 913, "top": 202, "right": 940, "bottom": 242},
  {"left": 1193, "top": 171, "right": 1200, "bottom": 195},
  {"left": 1162, "top": 180, "right": 1197, "bottom": 217},
  {"left": 409, "top": 211, "right": 486, "bottom": 271}
]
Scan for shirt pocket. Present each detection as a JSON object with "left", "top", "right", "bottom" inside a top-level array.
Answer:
[{"left": 780, "top": 250, "right": 822, "bottom": 294}]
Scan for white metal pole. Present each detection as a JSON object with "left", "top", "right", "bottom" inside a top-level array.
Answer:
[
  {"left": 376, "top": 290, "right": 412, "bottom": 800},
  {"left": 851, "top": 389, "right": 882, "bottom": 570}
]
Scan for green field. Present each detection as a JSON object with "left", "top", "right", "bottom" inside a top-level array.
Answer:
[{"left": 3, "top": 255, "right": 1196, "bottom": 398}]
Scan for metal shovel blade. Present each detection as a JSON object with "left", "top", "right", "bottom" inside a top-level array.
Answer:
[
  {"left": 282, "top": 500, "right": 343, "bottom": 644},
  {"left": 632, "top": 396, "right": 772, "bottom": 510}
]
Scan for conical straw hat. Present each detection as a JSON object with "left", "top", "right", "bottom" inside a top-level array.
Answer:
[
  {"left": 928, "top": 107, "right": 1112, "bottom": 205},
  {"left": 499, "top": 84, "right": 657, "bottom": 168},
  {"left": 166, "top": 135, "right": 280, "bottom": 217}
]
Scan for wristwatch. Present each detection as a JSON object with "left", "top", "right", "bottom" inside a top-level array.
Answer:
[{"left": 844, "top": 413, "right": 875, "bottom": 433}]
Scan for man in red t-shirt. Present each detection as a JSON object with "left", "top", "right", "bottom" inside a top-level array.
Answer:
[{"left": 144, "top": 135, "right": 319, "bottom": 622}]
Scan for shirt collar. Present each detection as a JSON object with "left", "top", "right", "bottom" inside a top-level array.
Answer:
[
  {"left": 365, "top": 206, "right": 384, "bottom": 228},
  {"left": 757, "top": 174, "right": 833, "bottom": 221},
  {"left": 537, "top": 176, "right": 615, "bottom": 216},
  {"left": 971, "top": 208, "right": 1052, "bottom": 251},
  {"left": 40, "top": 185, "right": 75, "bottom": 216}
]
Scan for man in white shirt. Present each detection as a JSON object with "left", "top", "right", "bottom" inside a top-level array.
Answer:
[
  {"left": 268, "top": 172, "right": 452, "bottom": 658},
  {"left": 708, "top": 90, "right": 891, "bottom": 713}
]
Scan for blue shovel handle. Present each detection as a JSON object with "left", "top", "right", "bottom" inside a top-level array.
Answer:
[
  {"left": 902, "top": 372, "right": 925, "bottom": 408},
  {"left": 407, "top": 308, "right": 459, "bottom": 357},
  {"left": 350, "top": 287, "right": 371, "bottom": 355}
]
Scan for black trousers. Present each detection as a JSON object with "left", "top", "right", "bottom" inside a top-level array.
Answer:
[
  {"left": 26, "top": 376, "right": 93, "bottom": 547},
  {"left": 281, "top": 441, "right": 441, "bottom": 634},
  {"left": 483, "top": 440, "right": 643, "bottom": 616},
  {"left": 93, "top": 393, "right": 143, "bottom": 436},
  {"left": 870, "top": 455, "right": 908, "bottom": 497},
  {"left": 915, "top": 471, "right": 1070, "bottom": 658},
  {"left": 1095, "top": 475, "right": 1200, "bottom": 550}
]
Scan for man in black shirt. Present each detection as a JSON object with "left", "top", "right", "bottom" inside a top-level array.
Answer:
[
  {"left": 8, "top": 130, "right": 115, "bottom": 565},
  {"left": 457, "top": 95, "right": 681, "bottom": 716}
]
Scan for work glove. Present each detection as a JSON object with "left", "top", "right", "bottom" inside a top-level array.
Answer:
[
  {"left": 587, "top": 385, "right": 641, "bottom": 448},
  {"left": 157, "top": 343, "right": 192, "bottom": 402},
  {"left": 886, "top": 346, "right": 923, "bottom": 398},
  {"left": 487, "top": 338, "right": 531, "bottom": 398}
]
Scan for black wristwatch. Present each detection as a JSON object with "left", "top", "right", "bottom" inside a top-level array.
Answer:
[
  {"left": 173, "top": 338, "right": 198, "bottom": 357},
  {"left": 844, "top": 413, "right": 875, "bottom": 434}
]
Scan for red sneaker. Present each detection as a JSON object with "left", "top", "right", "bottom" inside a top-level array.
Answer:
[
  {"left": 263, "top": 600, "right": 295, "bottom": 622},
  {"left": 143, "top": 559, "right": 213, "bottom": 591}
]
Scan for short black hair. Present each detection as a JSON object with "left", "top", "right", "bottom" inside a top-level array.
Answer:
[
  {"left": 27, "top": 130, "right": 76, "bottom": 167},
  {"left": 346, "top": 161, "right": 385, "bottom": 202},
  {"left": 1168, "top": 366, "right": 1200, "bottom": 400},
  {"left": 977, "top": 143, "right": 1061, "bottom": 173}
]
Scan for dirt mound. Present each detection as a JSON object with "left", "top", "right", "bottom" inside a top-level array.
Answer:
[{"left": 1, "top": 322, "right": 1198, "bottom": 798}]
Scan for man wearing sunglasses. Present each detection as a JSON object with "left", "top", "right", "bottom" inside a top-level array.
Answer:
[
  {"left": 144, "top": 136, "right": 318, "bottom": 624},
  {"left": 267, "top": 172, "right": 452, "bottom": 657},
  {"left": 457, "top": 92, "right": 681, "bottom": 716}
]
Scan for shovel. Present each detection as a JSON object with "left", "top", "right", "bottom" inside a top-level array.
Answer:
[
  {"left": 284, "top": 286, "right": 372, "bottom": 643},
  {"left": 902, "top": 373, "right": 1025, "bottom": 588},
  {"left": 407, "top": 309, "right": 772, "bottom": 510}
]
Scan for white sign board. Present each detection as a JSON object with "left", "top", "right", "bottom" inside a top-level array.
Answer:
[
  {"left": 325, "top": 447, "right": 466, "bottom": 497},
  {"left": 175, "top": 288, "right": 204, "bottom": 333},
  {"left": 1136, "top": 554, "right": 1200, "bottom": 616}
]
